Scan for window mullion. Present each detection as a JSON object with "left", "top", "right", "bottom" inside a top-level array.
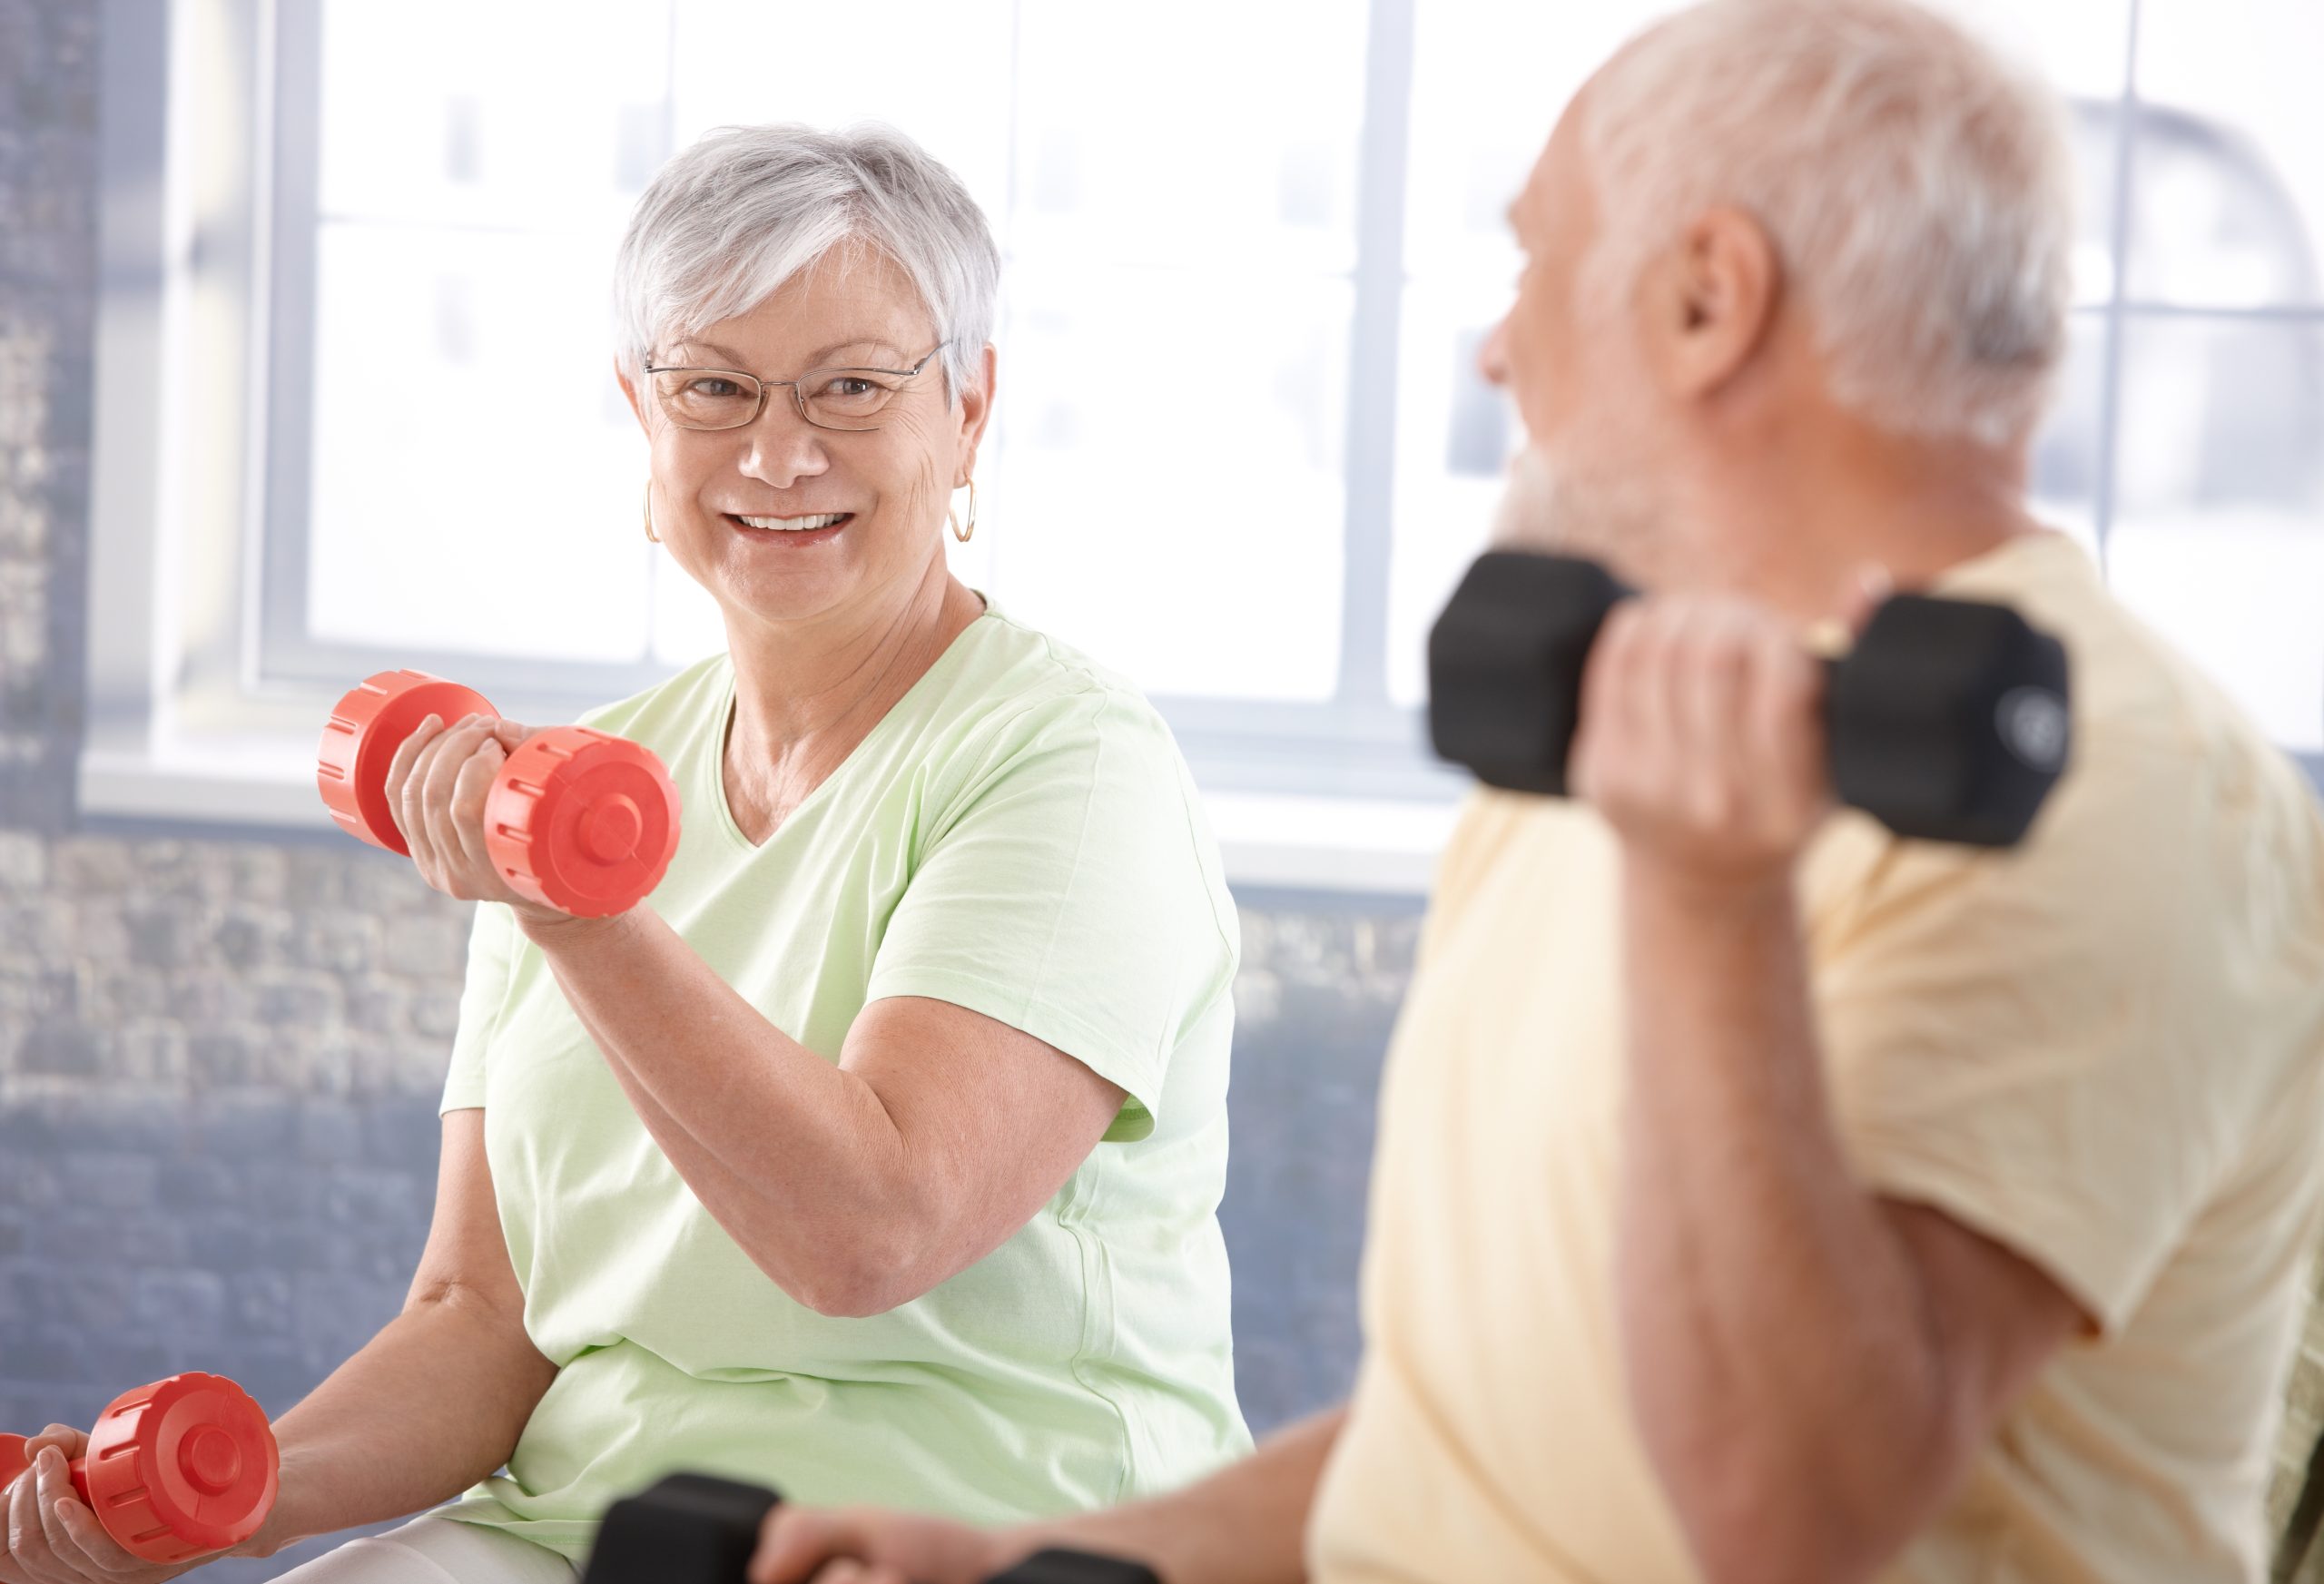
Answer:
[{"left": 1334, "top": 0, "right": 1418, "bottom": 715}]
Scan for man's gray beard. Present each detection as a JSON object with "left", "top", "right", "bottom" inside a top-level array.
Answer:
[{"left": 1490, "top": 444, "right": 1667, "bottom": 574}]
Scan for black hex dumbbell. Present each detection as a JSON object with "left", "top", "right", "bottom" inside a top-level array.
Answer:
[
  {"left": 1426, "top": 550, "right": 2073, "bottom": 847},
  {"left": 580, "top": 1474, "right": 1159, "bottom": 1584}
]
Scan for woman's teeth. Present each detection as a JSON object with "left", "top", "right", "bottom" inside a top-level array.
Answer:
[{"left": 736, "top": 513, "right": 848, "bottom": 532}]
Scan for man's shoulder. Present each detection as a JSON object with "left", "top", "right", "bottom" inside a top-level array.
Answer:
[
  {"left": 1808, "top": 532, "right": 2324, "bottom": 1025},
  {"left": 1940, "top": 531, "right": 2299, "bottom": 804}
]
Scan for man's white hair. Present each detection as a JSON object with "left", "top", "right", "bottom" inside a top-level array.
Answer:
[
  {"left": 1581, "top": 0, "right": 2074, "bottom": 447},
  {"left": 613, "top": 123, "right": 1000, "bottom": 404}
]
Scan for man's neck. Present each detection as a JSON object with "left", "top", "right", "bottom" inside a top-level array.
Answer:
[{"left": 1652, "top": 419, "right": 2043, "bottom": 625}]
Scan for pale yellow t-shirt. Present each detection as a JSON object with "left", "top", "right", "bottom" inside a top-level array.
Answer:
[{"left": 1309, "top": 532, "right": 2324, "bottom": 1583}]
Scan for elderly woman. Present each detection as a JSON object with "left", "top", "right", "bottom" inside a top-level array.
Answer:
[{"left": 0, "top": 125, "right": 1249, "bottom": 1584}]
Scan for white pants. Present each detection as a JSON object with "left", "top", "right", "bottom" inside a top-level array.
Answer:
[{"left": 271, "top": 1516, "right": 579, "bottom": 1584}]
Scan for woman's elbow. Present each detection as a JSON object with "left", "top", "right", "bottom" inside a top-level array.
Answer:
[{"left": 772, "top": 1230, "right": 940, "bottom": 1319}]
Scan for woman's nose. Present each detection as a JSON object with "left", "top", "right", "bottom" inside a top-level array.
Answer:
[{"left": 736, "top": 398, "right": 832, "bottom": 487}]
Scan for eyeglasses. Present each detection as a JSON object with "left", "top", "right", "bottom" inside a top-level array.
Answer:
[{"left": 644, "top": 345, "right": 944, "bottom": 433}]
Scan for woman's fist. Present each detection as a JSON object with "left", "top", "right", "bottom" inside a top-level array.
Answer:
[
  {"left": 2, "top": 1431, "right": 198, "bottom": 1584},
  {"left": 380, "top": 713, "right": 566, "bottom": 929}
]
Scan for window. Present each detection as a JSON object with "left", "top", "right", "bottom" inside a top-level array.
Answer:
[{"left": 84, "top": 0, "right": 2324, "bottom": 888}]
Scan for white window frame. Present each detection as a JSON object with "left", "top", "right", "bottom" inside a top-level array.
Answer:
[{"left": 79, "top": 0, "right": 2324, "bottom": 900}]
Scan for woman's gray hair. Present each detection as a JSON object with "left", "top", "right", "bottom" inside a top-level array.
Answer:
[
  {"left": 1581, "top": 0, "right": 2075, "bottom": 448},
  {"left": 613, "top": 123, "right": 1000, "bottom": 404}
]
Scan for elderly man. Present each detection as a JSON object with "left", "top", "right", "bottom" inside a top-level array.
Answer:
[{"left": 747, "top": 2, "right": 2324, "bottom": 1580}]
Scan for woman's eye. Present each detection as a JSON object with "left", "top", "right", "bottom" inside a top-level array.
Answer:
[
  {"left": 690, "top": 378, "right": 743, "bottom": 398},
  {"left": 827, "top": 377, "right": 878, "bottom": 398}
]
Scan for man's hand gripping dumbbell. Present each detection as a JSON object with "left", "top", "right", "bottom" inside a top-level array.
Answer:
[
  {"left": 580, "top": 1474, "right": 1157, "bottom": 1584},
  {"left": 1428, "top": 548, "right": 2071, "bottom": 848}
]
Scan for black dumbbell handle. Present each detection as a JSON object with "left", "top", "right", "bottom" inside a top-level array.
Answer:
[
  {"left": 985, "top": 1549, "right": 1161, "bottom": 1583},
  {"left": 582, "top": 1474, "right": 1157, "bottom": 1584},
  {"left": 1426, "top": 550, "right": 2071, "bottom": 847}
]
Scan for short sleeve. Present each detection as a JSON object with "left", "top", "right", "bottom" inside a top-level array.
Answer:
[
  {"left": 1817, "top": 735, "right": 2270, "bottom": 1335},
  {"left": 864, "top": 689, "right": 1237, "bottom": 1143},
  {"left": 440, "top": 901, "right": 519, "bottom": 1114}
]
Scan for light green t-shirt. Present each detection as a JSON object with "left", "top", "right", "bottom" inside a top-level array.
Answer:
[{"left": 434, "top": 604, "right": 1252, "bottom": 1561}]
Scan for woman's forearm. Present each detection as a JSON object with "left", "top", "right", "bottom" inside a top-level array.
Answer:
[
  {"left": 234, "top": 1290, "right": 559, "bottom": 1559},
  {"left": 520, "top": 906, "right": 924, "bottom": 1310}
]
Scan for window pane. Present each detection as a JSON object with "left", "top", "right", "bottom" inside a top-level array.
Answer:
[
  {"left": 1385, "top": 283, "right": 1517, "bottom": 708},
  {"left": 1010, "top": 0, "right": 1367, "bottom": 274},
  {"left": 2131, "top": 0, "right": 2324, "bottom": 309},
  {"left": 305, "top": 225, "right": 651, "bottom": 663},
  {"left": 984, "top": 264, "right": 1349, "bottom": 700},
  {"left": 1933, "top": 0, "right": 2132, "bottom": 100},
  {"left": 319, "top": 0, "right": 669, "bottom": 230},
  {"left": 310, "top": 0, "right": 659, "bottom": 664},
  {"left": 2028, "top": 312, "right": 2110, "bottom": 556},
  {"left": 1403, "top": 0, "right": 2128, "bottom": 300},
  {"left": 2108, "top": 316, "right": 2324, "bottom": 750},
  {"left": 669, "top": 0, "right": 1014, "bottom": 212}
]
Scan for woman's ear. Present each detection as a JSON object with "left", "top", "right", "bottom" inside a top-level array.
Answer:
[
  {"left": 616, "top": 359, "right": 650, "bottom": 436},
  {"left": 956, "top": 344, "right": 998, "bottom": 479}
]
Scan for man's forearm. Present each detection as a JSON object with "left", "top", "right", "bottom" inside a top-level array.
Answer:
[
  {"left": 995, "top": 1407, "right": 1345, "bottom": 1584},
  {"left": 1616, "top": 864, "right": 1945, "bottom": 1581},
  {"left": 235, "top": 1291, "right": 558, "bottom": 1558}
]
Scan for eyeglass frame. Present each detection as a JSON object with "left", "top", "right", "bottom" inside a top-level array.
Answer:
[{"left": 641, "top": 343, "right": 948, "bottom": 433}]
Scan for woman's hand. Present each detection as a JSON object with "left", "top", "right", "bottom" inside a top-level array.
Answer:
[
  {"left": 381, "top": 713, "right": 568, "bottom": 930},
  {"left": 749, "top": 1504, "right": 1020, "bottom": 1584},
  {"left": 2, "top": 1432, "right": 197, "bottom": 1584}
]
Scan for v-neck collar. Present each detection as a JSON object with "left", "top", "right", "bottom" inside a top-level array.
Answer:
[{"left": 702, "top": 598, "right": 1000, "bottom": 852}]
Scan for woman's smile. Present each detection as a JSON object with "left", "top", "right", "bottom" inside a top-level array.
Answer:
[{"left": 724, "top": 509, "right": 857, "bottom": 546}]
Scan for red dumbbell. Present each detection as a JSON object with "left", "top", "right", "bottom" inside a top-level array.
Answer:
[
  {"left": 317, "top": 669, "right": 681, "bottom": 919},
  {"left": 0, "top": 1372, "right": 279, "bottom": 1564}
]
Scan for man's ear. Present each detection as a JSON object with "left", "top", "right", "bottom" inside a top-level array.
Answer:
[
  {"left": 956, "top": 343, "right": 998, "bottom": 481},
  {"left": 1644, "top": 205, "right": 1781, "bottom": 400}
]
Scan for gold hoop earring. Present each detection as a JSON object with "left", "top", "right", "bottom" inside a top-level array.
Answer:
[
  {"left": 643, "top": 480, "right": 660, "bottom": 545},
  {"left": 948, "top": 477, "right": 978, "bottom": 545}
]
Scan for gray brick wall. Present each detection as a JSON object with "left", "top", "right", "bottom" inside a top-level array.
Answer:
[{"left": 0, "top": 6, "right": 1403, "bottom": 1577}]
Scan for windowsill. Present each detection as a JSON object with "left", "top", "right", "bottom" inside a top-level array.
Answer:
[
  {"left": 75, "top": 743, "right": 1462, "bottom": 896},
  {"left": 76, "top": 727, "right": 2324, "bottom": 897}
]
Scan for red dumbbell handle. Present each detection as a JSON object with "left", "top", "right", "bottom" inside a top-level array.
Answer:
[
  {"left": 0, "top": 1432, "right": 91, "bottom": 1500},
  {"left": 319, "top": 671, "right": 681, "bottom": 918},
  {"left": 317, "top": 670, "right": 497, "bottom": 855}
]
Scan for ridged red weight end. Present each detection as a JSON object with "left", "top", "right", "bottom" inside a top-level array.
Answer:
[
  {"left": 482, "top": 727, "right": 681, "bottom": 918},
  {"left": 80, "top": 1372, "right": 279, "bottom": 1563},
  {"left": 317, "top": 671, "right": 497, "bottom": 855}
]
